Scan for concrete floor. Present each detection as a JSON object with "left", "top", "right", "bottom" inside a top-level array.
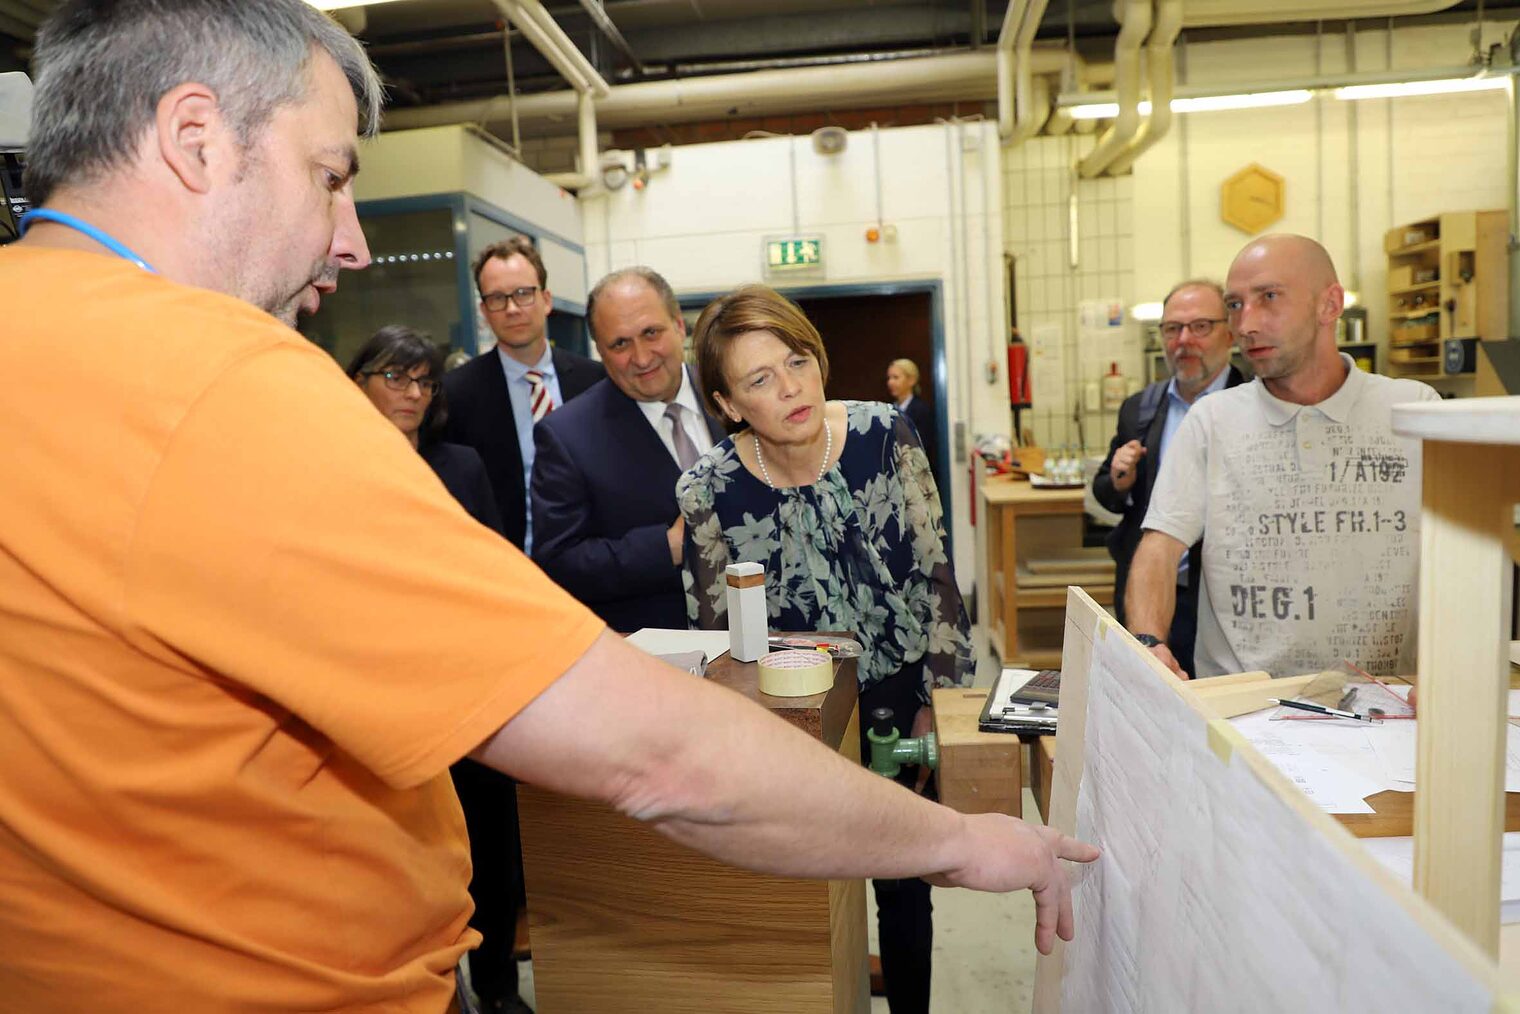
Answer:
[{"left": 516, "top": 628, "right": 1045, "bottom": 1013}]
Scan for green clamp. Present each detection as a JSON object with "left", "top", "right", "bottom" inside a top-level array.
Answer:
[{"left": 866, "top": 707, "right": 939, "bottom": 778}]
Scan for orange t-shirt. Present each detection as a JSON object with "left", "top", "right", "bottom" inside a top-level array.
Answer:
[{"left": 0, "top": 247, "right": 605, "bottom": 1010}]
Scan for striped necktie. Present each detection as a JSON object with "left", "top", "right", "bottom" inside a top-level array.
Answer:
[{"left": 525, "top": 368, "right": 555, "bottom": 422}]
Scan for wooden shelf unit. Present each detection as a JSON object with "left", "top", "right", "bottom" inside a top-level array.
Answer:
[
  {"left": 980, "top": 476, "right": 1114, "bottom": 668},
  {"left": 1384, "top": 211, "right": 1508, "bottom": 383}
]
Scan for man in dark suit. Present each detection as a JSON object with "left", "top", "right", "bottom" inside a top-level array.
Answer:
[
  {"left": 531, "top": 267, "right": 725, "bottom": 632},
  {"left": 1092, "top": 279, "right": 1244, "bottom": 677},
  {"left": 443, "top": 236, "right": 604, "bottom": 553}
]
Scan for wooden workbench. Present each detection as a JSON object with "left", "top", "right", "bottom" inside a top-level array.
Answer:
[
  {"left": 517, "top": 651, "right": 867, "bottom": 1014},
  {"left": 980, "top": 477, "right": 1114, "bottom": 668}
]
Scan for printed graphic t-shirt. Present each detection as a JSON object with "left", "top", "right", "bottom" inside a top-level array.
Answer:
[{"left": 1143, "top": 355, "right": 1439, "bottom": 678}]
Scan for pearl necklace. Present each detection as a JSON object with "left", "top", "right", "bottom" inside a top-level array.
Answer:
[{"left": 754, "top": 417, "right": 832, "bottom": 489}]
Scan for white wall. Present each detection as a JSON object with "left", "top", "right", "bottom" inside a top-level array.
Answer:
[
  {"left": 583, "top": 121, "right": 1013, "bottom": 588},
  {"left": 1008, "top": 19, "right": 1515, "bottom": 456}
]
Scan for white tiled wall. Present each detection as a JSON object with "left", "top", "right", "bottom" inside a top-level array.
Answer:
[{"left": 1005, "top": 134, "right": 1140, "bottom": 454}]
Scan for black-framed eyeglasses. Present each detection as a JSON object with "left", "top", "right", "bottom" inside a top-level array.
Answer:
[
  {"left": 481, "top": 286, "right": 540, "bottom": 312},
  {"left": 1159, "top": 317, "right": 1225, "bottom": 340},
  {"left": 365, "top": 369, "right": 440, "bottom": 396}
]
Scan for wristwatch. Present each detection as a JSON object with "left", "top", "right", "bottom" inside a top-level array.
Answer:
[{"left": 1133, "top": 633, "right": 1165, "bottom": 648}]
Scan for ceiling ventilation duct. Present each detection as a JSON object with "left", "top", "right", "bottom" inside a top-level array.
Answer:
[{"left": 1179, "top": 0, "right": 1461, "bottom": 24}]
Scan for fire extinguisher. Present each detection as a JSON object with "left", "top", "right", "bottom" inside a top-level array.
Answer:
[{"left": 1007, "top": 329, "right": 1032, "bottom": 443}]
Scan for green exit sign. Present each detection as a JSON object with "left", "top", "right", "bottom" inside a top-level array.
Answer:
[{"left": 763, "top": 236, "right": 824, "bottom": 277}]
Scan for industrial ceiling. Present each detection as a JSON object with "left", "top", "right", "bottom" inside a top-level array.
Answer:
[{"left": 0, "top": 0, "right": 1506, "bottom": 165}]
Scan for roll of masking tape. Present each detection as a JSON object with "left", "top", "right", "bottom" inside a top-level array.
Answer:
[{"left": 756, "top": 649, "right": 834, "bottom": 697}]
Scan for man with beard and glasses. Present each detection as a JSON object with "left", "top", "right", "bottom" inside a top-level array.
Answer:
[
  {"left": 0, "top": 2, "right": 1098, "bottom": 1011},
  {"left": 1093, "top": 279, "right": 1244, "bottom": 677},
  {"left": 1126, "top": 235, "right": 1439, "bottom": 681}
]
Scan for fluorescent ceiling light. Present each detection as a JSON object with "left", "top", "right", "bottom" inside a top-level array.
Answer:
[
  {"left": 1068, "top": 90, "right": 1312, "bottom": 119},
  {"left": 305, "top": 0, "right": 410, "bottom": 10},
  {"left": 1174, "top": 90, "right": 1313, "bottom": 113},
  {"left": 1334, "top": 75, "right": 1510, "bottom": 100}
]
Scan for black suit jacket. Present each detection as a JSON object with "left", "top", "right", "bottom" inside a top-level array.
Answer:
[
  {"left": 441, "top": 346, "right": 604, "bottom": 549},
  {"left": 899, "top": 395, "right": 938, "bottom": 476},
  {"left": 1092, "top": 366, "right": 1245, "bottom": 626},
  {"left": 420, "top": 441, "right": 503, "bottom": 536},
  {"left": 530, "top": 369, "right": 726, "bottom": 632}
]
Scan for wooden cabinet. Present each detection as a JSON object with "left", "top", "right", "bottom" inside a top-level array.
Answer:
[
  {"left": 518, "top": 651, "right": 868, "bottom": 1014},
  {"left": 1384, "top": 210, "right": 1508, "bottom": 383},
  {"left": 981, "top": 477, "right": 1114, "bottom": 668}
]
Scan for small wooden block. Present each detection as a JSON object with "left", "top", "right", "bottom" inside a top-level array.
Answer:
[{"left": 933, "top": 688, "right": 1022, "bottom": 818}]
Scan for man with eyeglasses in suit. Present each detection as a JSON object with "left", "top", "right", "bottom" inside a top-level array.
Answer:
[
  {"left": 443, "top": 237, "right": 604, "bottom": 556},
  {"left": 1092, "top": 279, "right": 1244, "bottom": 677}
]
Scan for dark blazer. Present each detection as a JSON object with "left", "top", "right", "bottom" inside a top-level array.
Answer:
[
  {"left": 420, "top": 441, "right": 503, "bottom": 536},
  {"left": 1092, "top": 365, "right": 1246, "bottom": 627},
  {"left": 530, "top": 368, "right": 726, "bottom": 632},
  {"left": 898, "top": 395, "right": 938, "bottom": 476},
  {"left": 442, "top": 346, "right": 604, "bottom": 549}
]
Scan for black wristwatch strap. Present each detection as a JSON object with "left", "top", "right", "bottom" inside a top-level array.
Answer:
[{"left": 1133, "top": 633, "right": 1165, "bottom": 648}]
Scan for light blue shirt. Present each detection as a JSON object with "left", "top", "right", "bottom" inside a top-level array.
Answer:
[
  {"left": 1159, "top": 365, "right": 1231, "bottom": 583},
  {"left": 497, "top": 343, "right": 564, "bottom": 555}
]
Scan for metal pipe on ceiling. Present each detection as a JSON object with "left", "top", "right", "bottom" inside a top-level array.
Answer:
[
  {"left": 384, "top": 48, "right": 1073, "bottom": 136},
  {"left": 493, "top": 0, "right": 610, "bottom": 97},
  {"left": 1107, "top": 0, "right": 1183, "bottom": 174},
  {"left": 998, "top": 0, "right": 1053, "bottom": 145},
  {"left": 574, "top": 0, "right": 642, "bottom": 73},
  {"left": 489, "top": 0, "right": 609, "bottom": 189},
  {"left": 1079, "top": 0, "right": 1152, "bottom": 178},
  {"left": 619, "top": 46, "right": 974, "bottom": 78},
  {"left": 996, "top": 0, "right": 1026, "bottom": 141}
]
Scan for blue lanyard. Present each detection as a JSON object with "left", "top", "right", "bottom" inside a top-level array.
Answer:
[{"left": 18, "top": 208, "right": 156, "bottom": 273}]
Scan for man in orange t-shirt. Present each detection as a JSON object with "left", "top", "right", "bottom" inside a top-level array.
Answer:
[{"left": 0, "top": 2, "right": 1097, "bottom": 1011}]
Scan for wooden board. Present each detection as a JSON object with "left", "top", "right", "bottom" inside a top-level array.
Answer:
[{"left": 1033, "top": 588, "right": 1502, "bottom": 1013}]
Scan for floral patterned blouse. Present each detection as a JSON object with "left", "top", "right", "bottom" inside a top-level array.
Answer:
[{"left": 677, "top": 400, "right": 974, "bottom": 704}]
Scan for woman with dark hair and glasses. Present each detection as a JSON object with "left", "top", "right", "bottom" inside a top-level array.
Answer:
[
  {"left": 347, "top": 324, "right": 502, "bottom": 534},
  {"left": 347, "top": 325, "right": 525, "bottom": 1014}
]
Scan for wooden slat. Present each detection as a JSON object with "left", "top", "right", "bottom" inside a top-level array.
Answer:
[
  {"left": 1185, "top": 671, "right": 1316, "bottom": 719},
  {"left": 1411, "top": 440, "right": 1520, "bottom": 956}
]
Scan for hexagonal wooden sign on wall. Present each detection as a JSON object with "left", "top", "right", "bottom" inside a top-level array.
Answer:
[{"left": 1220, "top": 163, "right": 1286, "bottom": 235}]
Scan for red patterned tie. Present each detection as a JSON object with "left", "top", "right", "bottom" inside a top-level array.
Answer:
[{"left": 526, "top": 369, "right": 555, "bottom": 422}]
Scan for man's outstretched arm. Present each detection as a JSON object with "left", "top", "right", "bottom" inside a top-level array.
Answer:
[{"left": 473, "top": 629, "right": 1100, "bottom": 954}]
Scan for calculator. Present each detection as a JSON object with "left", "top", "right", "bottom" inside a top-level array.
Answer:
[{"left": 1009, "top": 669, "right": 1062, "bottom": 706}]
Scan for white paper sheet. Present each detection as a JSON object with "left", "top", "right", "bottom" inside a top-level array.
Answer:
[
  {"left": 1064, "top": 630, "right": 1492, "bottom": 1012},
  {"left": 1361, "top": 833, "right": 1520, "bottom": 924},
  {"left": 625, "top": 628, "right": 732, "bottom": 662},
  {"left": 1231, "top": 701, "right": 1520, "bottom": 806}
]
